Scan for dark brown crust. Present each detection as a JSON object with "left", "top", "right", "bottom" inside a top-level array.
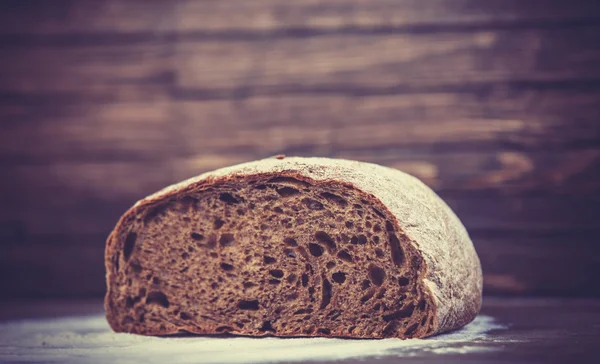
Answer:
[{"left": 105, "top": 157, "right": 481, "bottom": 337}]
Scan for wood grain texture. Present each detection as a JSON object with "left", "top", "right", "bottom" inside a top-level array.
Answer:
[
  {"left": 3, "top": 91, "right": 599, "bottom": 164},
  {"left": 2, "top": 26, "right": 599, "bottom": 96},
  {"left": 0, "top": 0, "right": 599, "bottom": 298},
  {"left": 2, "top": 151, "right": 599, "bottom": 235},
  {"left": 1, "top": 0, "right": 599, "bottom": 35}
]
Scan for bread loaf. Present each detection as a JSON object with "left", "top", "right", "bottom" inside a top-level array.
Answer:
[{"left": 105, "top": 157, "right": 482, "bottom": 338}]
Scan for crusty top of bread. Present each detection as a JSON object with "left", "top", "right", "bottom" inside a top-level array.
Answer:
[{"left": 124, "top": 156, "right": 482, "bottom": 335}]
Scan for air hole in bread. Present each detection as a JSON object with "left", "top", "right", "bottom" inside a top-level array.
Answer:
[
  {"left": 206, "top": 235, "right": 217, "bottom": 249},
  {"left": 284, "top": 237, "right": 298, "bottom": 246},
  {"left": 276, "top": 187, "right": 300, "bottom": 197},
  {"left": 219, "top": 193, "right": 239, "bottom": 204},
  {"left": 388, "top": 234, "right": 404, "bottom": 266},
  {"left": 368, "top": 264, "right": 386, "bottom": 286},
  {"left": 214, "top": 219, "right": 225, "bottom": 229},
  {"left": 238, "top": 300, "right": 259, "bottom": 310},
  {"left": 360, "top": 288, "right": 376, "bottom": 303},
  {"left": 263, "top": 256, "right": 277, "bottom": 264},
  {"left": 270, "top": 269, "right": 284, "bottom": 278},
  {"left": 398, "top": 277, "right": 410, "bottom": 286},
  {"left": 301, "top": 273, "right": 309, "bottom": 287},
  {"left": 308, "top": 243, "right": 324, "bottom": 257},
  {"left": 130, "top": 261, "right": 142, "bottom": 273},
  {"left": 146, "top": 291, "right": 169, "bottom": 308},
  {"left": 297, "top": 246, "right": 310, "bottom": 259},
  {"left": 219, "top": 233, "right": 235, "bottom": 247},
  {"left": 315, "top": 231, "right": 336, "bottom": 252},
  {"left": 382, "top": 321, "right": 398, "bottom": 337},
  {"left": 383, "top": 304, "right": 415, "bottom": 322},
  {"left": 123, "top": 232, "right": 137, "bottom": 261},
  {"left": 267, "top": 176, "right": 310, "bottom": 187},
  {"left": 294, "top": 308, "right": 312, "bottom": 315},
  {"left": 302, "top": 198, "right": 324, "bottom": 210},
  {"left": 259, "top": 320, "right": 276, "bottom": 332},
  {"left": 332, "top": 272, "right": 346, "bottom": 283},
  {"left": 220, "top": 263, "right": 234, "bottom": 271},
  {"left": 385, "top": 221, "right": 394, "bottom": 231},
  {"left": 320, "top": 277, "right": 332, "bottom": 309},
  {"left": 286, "top": 273, "right": 297, "bottom": 284},
  {"left": 405, "top": 323, "right": 419, "bottom": 336},
  {"left": 144, "top": 204, "right": 167, "bottom": 224},
  {"left": 320, "top": 192, "right": 348, "bottom": 207},
  {"left": 337, "top": 250, "right": 353, "bottom": 262}
]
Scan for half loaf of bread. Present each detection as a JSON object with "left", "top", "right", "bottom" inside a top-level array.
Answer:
[{"left": 105, "top": 156, "right": 482, "bottom": 338}]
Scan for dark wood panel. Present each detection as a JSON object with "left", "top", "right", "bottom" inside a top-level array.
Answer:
[
  {"left": 2, "top": 90, "right": 599, "bottom": 164},
  {"left": 1, "top": 0, "right": 599, "bottom": 36},
  {"left": 0, "top": 44, "right": 172, "bottom": 95},
  {"left": 475, "top": 230, "right": 600, "bottom": 296},
  {"left": 0, "top": 244, "right": 105, "bottom": 298},
  {"left": 2, "top": 231, "right": 598, "bottom": 298},
  {"left": 2, "top": 151, "right": 598, "bottom": 237},
  {"left": 2, "top": 26, "right": 599, "bottom": 95},
  {"left": 174, "top": 26, "right": 600, "bottom": 91}
]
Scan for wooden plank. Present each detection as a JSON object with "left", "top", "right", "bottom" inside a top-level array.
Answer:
[
  {"left": 2, "top": 90, "right": 599, "bottom": 164},
  {"left": 0, "top": 243, "right": 106, "bottom": 298},
  {"left": 2, "top": 231, "right": 598, "bottom": 297},
  {"left": 174, "top": 26, "right": 600, "bottom": 91},
  {"left": 2, "top": 26, "right": 599, "bottom": 96},
  {"left": 0, "top": 43, "right": 173, "bottom": 95},
  {"left": 1, "top": 0, "right": 599, "bottom": 36},
  {"left": 474, "top": 230, "right": 600, "bottom": 296},
  {"left": 0, "top": 101, "right": 175, "bottom": 163},
  {"left": 1, "top": 150, "right": 598, "bottom": 237},
  {"left": 175, "top": 0, "right": 600, "bottom": 32},
  {"left": 0, "top": 0, "right": 178, "bottom": 35}
]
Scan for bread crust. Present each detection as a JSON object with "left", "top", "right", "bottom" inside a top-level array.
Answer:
[{"left": 105, "top": 157, "right": 482, "bottom": 336}]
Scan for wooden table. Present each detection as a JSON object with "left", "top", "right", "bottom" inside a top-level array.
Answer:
[{"left": 1, "top": 298, "right": 598, "bottom": 363}]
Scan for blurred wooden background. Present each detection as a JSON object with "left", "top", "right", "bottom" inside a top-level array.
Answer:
[{"left": 1, "top": 0, "right": 599, "bottom": 298}]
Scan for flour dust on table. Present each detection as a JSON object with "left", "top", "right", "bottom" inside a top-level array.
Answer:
[{"left": 0, "top": 314, "right": 505, "bottom": 363}]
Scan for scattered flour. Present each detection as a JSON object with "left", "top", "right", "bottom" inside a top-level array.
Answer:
[{"left": 0, "top": 314, "right": 505, "bottom": 363}]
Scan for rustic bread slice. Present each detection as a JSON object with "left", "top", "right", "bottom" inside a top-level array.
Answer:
[{"left": 105, "top": 156, "right": 482, "bottom": 338}]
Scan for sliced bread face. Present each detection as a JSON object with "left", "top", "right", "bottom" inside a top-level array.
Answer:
[{"left": 105, "top": 157, "right": 482, "bottom": 339}]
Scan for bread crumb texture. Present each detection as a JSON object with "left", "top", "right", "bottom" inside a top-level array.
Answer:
[{"left": 105, "top": 157, "right": 482, "bottom": 338}]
